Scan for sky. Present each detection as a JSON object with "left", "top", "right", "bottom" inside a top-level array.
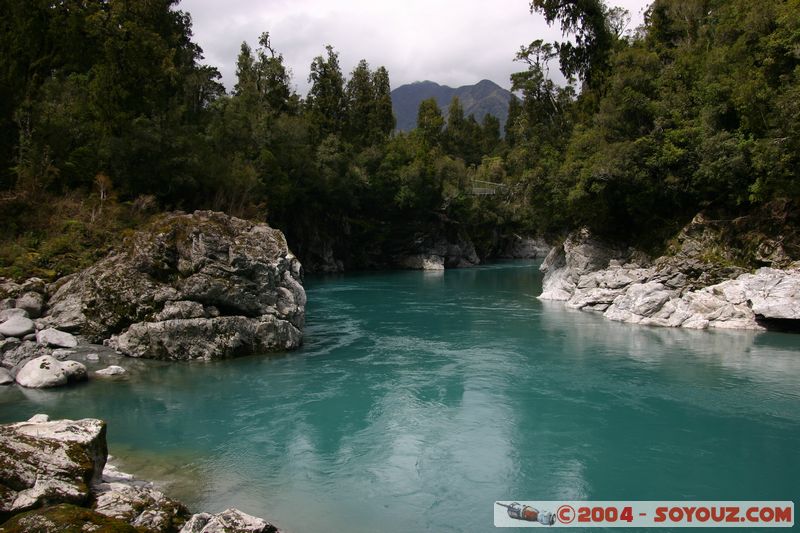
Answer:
[{"left": 178, "top": 0, "right": 652, "bottom": 95}]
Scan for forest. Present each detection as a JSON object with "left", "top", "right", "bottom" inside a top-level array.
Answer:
[{"left": 0, "top": 0, "right": 798, "bottom": 278}]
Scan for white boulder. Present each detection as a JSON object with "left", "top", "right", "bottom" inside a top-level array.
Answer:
[
  {"left": 15, "top": 355, "right": 88, "bottom": 388},
  {"left": 36, "top": 328, "right": 78, "bottom": 348}
]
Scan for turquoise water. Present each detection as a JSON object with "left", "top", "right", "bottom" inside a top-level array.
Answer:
[{"left": 1, "top": 262, "right": 799, "bottom": 532}]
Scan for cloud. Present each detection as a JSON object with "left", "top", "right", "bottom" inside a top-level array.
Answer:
[{"left": 178, "top": 0, "right": 651, "bottom": 95}]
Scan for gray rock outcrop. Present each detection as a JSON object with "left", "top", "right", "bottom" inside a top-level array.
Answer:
[
  {"left": 93, "top": 463, "right": 190, "bottom": 532},
  {"left": 396, "top": 233, "right": 480, "bottom": 270},
  {"left": 497, "top": 236, "right": 551, "bottom": 259},
  {"left": 180, "top": 509, "right": 279, "bottom": 533},
  {"left": 539, "top": 227, "right": 800, "bottom": 331},
  {"left": 0, "top": 416, "right": 281, "bottom": 532},
  {"left": 0, "top": 417, "right": 107, "bottom": 516},
  {"left": 43, "top": 211, "right": 305, "bottom": 361},
  {"left": 0, "top": 503, "right": 138, "bottom": 532}
]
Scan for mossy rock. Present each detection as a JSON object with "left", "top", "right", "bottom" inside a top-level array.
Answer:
[{"left": 0, "top": 504, "right": 137, "bottom": 532}]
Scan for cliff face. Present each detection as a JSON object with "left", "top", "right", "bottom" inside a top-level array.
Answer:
[
  {"left": 43, "top": 211, "right": 305, "bottom": 361},
  {"left": 539, "top": 216, "right": 800, "bottom": 331}
]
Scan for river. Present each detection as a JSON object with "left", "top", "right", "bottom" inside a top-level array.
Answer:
[{"left": 1, "top": 261, "right": 798, "bottom": 532}]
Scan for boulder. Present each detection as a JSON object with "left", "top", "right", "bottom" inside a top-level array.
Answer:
[
  {"left": 110, "top": 315, "right": 301, "bottom": 361},
  {"left": 395, "top": 230, "right": 479, "bottom": 270},
  {"left": 153, "top": 301, "right": 206, "bottom": 321},
  {"left": 43, "top": 211, "right": 305, "bottom": 361},
  {"left": 0, "top": 315, "right": 35, "bottom": 338},
  {"left": 0, "top": 368, "right": 12, "bottom": 385},
  {"left": 0, "top": 417, "right": 279, "bottom": 532},
  {"left": 0, "top": 308, "right": 28, "bottom": 322},
  {"left": 93, "top": 480, "right": 189, "bottom": 532},
  {"left": 0, "top": 417, "right": 107, "bottom": 516},
  {"left": 497, "top": 236, "right": 551, "bottom": 259},
  {"left": 1, "top": 341, "right": 51, "bottom": 370},
  {"left": 538, "top": 229, "right": 631, "bottom": 302},
  {"left": 741, "top": 267, "right": 800, "bottom": 320},
  {"left": 180, "top": 508, "right": 280, "bottom": 533},
  {"left": 94, "top": 365, "right": 126, "bottom": 376},
  {"left": 51, "top": 348, "right": 77, "bottom": 359},
  {"left": 398, "top": 254, "right": 445, "bottom": 271},
  {"left": 0, "top": 503, "right": 137, "bottom": 532},
  {"left": 36, "top": 328, "right": 78, "bottom": 349},
  {"left": 15, "top": 292, "right": 45, "bottom": 319},
  {"left": 14, "top": 356, "right": 87, "bottom": 388}
]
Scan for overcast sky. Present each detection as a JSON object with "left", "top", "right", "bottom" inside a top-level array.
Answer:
[{"left": 178, "top": 0, "right": 652, "bottom": 95}]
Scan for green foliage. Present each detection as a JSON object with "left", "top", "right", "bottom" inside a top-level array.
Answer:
[
  {"left": 2, "top": 0, "right": 797, "bottom": 277},
  {"left": 517, "top": 0, "right": 800, "bottom": 245}
]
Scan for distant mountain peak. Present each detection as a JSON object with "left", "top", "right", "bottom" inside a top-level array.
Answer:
[{"left": 391, "top": 80, "right": 512, "bottom": 132}]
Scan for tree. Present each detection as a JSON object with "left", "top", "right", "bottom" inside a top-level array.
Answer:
[
  {"left": 529, "top": 0, "right": 615, "bottom": 88},
  {"left": 345, "top": 59, "right": 375, "bottom": 148},
  {"left": 416, "top": 98, "right": 444, "bottom": 148},
  {"left": 307, "top": 45, "right": 346, "bottom": 137},
  {"left": 370, "top": 66, "right": 396, "bottom": 140}
]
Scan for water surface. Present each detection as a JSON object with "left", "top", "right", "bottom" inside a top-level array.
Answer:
[{"left": 2, "top": 262, "right": 799, "bottom": 532}]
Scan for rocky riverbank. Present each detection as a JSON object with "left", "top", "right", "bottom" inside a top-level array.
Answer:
[
  {"left": 0, "top": 415, "right": 279, "bottom": 532},
  {"left": 0, "top": 211, "right": 305, "bottom": 373},
  {"left": 539, "top": 217, "right": 800, "bottom": 331}
]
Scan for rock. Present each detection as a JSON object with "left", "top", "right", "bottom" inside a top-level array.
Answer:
[
  {"left": 742, "top": 267, "right": 800, "bottom": 320},
  {"left": 43, "top": 211, "right": 305, "bottom": 361},
  {"left": 539, "top": 229, "right": 630, "bottom": 301},
  {"left": 51, "top": 348, "right": 77, "bottom": 359},
  {"left": 0, "top": 503, "right": 138, "bottom": 532},
  {"left": 399, "top": 254, "right": 445, "bottom": 270},
  {"left": 0, "top": 368, "right": 12, "bottom": 385},
  {"left": 0, "top": 418, "right": 107, "bottom": 516},
  {"left": 85, "top": 353, "right": 100, "bottom": 362},
  {"left": 0, "top": 298, "right": 15, "bottom": 311},
  {"left": 22, "top": 333, "right": 35, "bottom": 342},
  {"left": 498, "top": 236, "right": 551, "bottom": 259},
  {"left": 0, "top": 337, "right": 21, "bottom": 354},
  {"left": 1, "top": 341, "right": 50, "bottom": 370},
  {"left": 93, "top": 480, "right": 190, "bottom": 532},
  {"left": 604, "top": 282, "right": 676, "bottom": 325},
  {"left": 0, "top": 315, "right": 35, "bottom": 338},
  {"left": 395, "top": 230, "right": 479, "bottom": 270},
  {"left": 0, "top": 417, "right": 277, "bottom": 532},
  {"left": 539, "top": 224, "right": 800, "bottom": 332},
  {"left": 15, "top": 291, "right": 44, "bottom": 319},
  {"left": 36, "top": 328, "right": 78, "bottom": 348},
  {"left": 180, "top": 508, "right": 279, "bottom": 533},
  {"left": 95, "top": 365, "right": 126, "bottom": 376},
  {"left": 14, "top": 356, "right": 87, "bottom": 388},
  {"left": 110, "top": 315, "right": 302, "bottom": 361},
  {"left": 0, "top": 308, "right": 28, "bottom": 322},
  {"left": 153, "top": 301, "right": 206, "bottom": 321}
]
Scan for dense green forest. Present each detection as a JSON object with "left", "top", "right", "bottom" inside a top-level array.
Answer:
[{"left": 0, "top": 0, "right": 798, "bottom": 278}]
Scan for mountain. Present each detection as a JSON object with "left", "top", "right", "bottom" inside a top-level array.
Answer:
[{"left": 391, "top": 79, "right": 513, "bottom": 132}]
